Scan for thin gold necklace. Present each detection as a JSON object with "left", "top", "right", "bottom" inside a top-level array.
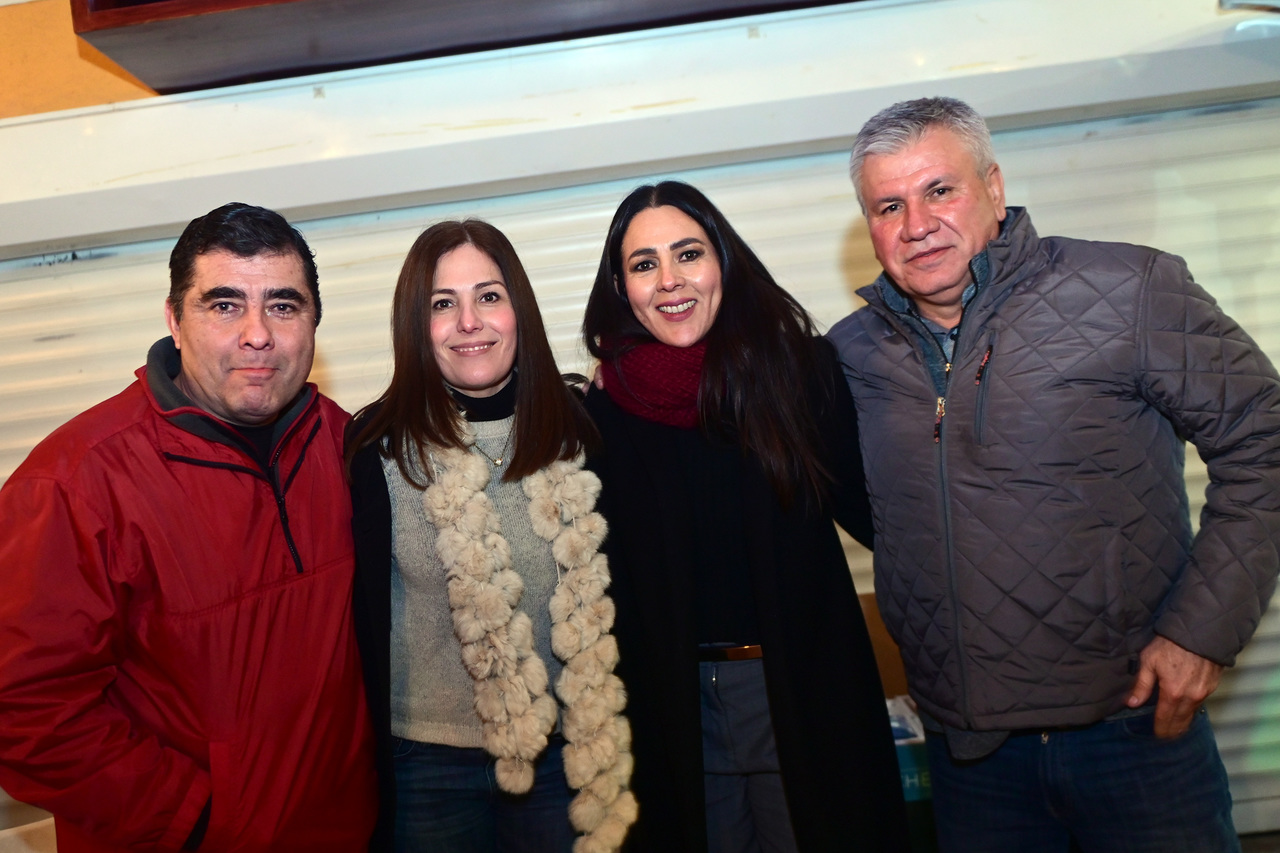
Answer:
[{"left": 472, "top": 430, "right": 513, "bottom": 468}]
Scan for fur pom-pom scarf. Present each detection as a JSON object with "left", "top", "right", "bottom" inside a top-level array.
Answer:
[{"left": 422, "top": 435, "right": 638, "bottom": 852}]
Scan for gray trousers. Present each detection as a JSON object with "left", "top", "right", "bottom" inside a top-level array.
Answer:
[{"left": 700, "top": 658, "right": 800, "bottom": 853}]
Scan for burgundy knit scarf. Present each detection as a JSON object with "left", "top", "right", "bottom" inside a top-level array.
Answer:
[{"left": 601, "top": 340, "right": 707, "bottom": 429}]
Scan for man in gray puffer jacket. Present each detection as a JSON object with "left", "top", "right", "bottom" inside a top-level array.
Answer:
[{"left": 828, "top": 96, "right": 1280, "bottom": 853}]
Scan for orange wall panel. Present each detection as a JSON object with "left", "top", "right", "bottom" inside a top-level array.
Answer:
[{"left": 0, "top": 0, "right": 155, "bottom": 121}]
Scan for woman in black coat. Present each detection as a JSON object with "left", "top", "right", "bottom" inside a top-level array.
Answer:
[{"left": 582, "top": 181, "right": 909, "bottom": 852}]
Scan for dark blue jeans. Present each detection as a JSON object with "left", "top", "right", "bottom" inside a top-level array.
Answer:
[
  {"left": 926, "top": 707, "right": 1240, "bottom": 853},
  {"left": 392, "top": 737, "right": 574, "bottom": 853}
]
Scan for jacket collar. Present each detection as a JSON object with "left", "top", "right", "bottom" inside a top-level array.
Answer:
[
  {"left": 140, "top": 336, "right": 316, "bottom": 462},
  {"left": 983, "top": 206, "right": 1042, "bottom": 299}
]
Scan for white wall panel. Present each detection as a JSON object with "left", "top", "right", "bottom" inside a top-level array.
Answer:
[{"left": 2, "top": 0, "right": 1279, "bottom": 260}]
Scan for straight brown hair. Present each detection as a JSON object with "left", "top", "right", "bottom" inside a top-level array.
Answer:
[{"left": 346, "top": 219, "right": 597, "bottom": 485}]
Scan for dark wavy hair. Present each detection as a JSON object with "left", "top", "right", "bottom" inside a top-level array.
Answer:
[
  {"left": 169, "top": 202, "right": 320, "bottom": 324},
  {"left": 583, "top": 181, "right": 828, "bottom": 505},
  {"left": 347, "top": 219, "right": 597, "bottom": 486}
]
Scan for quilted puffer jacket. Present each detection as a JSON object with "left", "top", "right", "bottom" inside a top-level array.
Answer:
[
  {"left": 828, "top": 208, "right": 1280, "bottom": 732},
  {"left": 0, "top": 338, "right": 377, "bottom": 852}
]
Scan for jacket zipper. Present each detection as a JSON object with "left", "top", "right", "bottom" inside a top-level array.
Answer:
[
  {"left": 163, "top": 403, "right": 321, "bottom": 575},
  {"left": 933, "top": 340, "right": 974, "bottom": 730},
  {"left": 271, "top": 451, "right": 304, "bottom": 574},
  {"left": 271, "top": 418, "right": 321, "bottom": 574},
  {"left": 920, "top": 326, "right": 951, "bottom": 444},
  {"left": 872, "top": 298, "right": 980, "bottom": 729},
  {"left": 934, "top": 341, "right": 995, "bottom": 443},
  {"left": 918, "top": 307, "right": 978, "bottom": 731}
]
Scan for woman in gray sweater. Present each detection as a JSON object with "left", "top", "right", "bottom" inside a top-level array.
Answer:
[{"left": 346, "top": 220, "right": 635, "bottom": 853}]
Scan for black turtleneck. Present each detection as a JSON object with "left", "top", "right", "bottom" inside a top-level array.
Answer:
[
  {"left": 448, "top": 373, "right": 517, "bottom": 422},
  {"left": 235, "top": 423, "right": 278, "bottom": 469}
]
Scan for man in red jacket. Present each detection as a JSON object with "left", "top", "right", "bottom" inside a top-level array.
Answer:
[{"left": 0, "top": 203, "right": 377, "bottom": 852}]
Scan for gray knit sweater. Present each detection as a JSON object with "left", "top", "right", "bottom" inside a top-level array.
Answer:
[{"left": 385, "top": 415, "right": 564, "bottom": 747}]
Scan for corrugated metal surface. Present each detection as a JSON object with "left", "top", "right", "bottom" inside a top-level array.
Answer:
[{"left": 1, "top": 96, "right": 1278, "bottom": 832}]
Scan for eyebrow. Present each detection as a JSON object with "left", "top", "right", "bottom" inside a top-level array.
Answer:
[
  {"left": 873, "top": 176, "right": 952, "bottom": 208},
  {"left": 197, "top": 285, "right": 309, "bottom": 304},
  {"left": 264, "top": 287, "right": 309, "bottom": 304},
  {"left": 626, "top": 236, "right": 705, "bottom": 263},
  {"left": 198, "top": 285, "right": 246, "bottom": 304},
  {"left": 431, "top": 280, "right": 506, "bottom": 295}
]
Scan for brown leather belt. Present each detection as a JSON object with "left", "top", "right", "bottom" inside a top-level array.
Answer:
[{"left": 697, "top": 644, "right": 763, "bottom": 662}]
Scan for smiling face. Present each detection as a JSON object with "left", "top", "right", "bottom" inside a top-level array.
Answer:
[
  {"left": 164, "top": 249, "right": 316, "bottom": 426},
  {"left": 620, "top": 205, "right": 723, "bottom": 348},
  {"left": 430, "top": 242, "right": 518, "bottom": 397},
  {"left": 861, "top": 127, "right": 1006, "bottom": 327}
]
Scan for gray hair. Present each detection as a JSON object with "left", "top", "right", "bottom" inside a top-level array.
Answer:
[{"left": 849, "top": 97, "right": 996, "bottom": 213}]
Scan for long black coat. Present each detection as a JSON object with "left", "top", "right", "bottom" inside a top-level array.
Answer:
[{"left": 584, "top": 340, "right": 909, "bottom": 852}]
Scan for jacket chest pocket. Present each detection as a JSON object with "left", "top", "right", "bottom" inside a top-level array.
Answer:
[{"left": 971, "top": 331, "right": 997, "bottom": 446}]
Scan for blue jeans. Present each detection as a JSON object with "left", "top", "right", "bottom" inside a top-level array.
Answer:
[
  {"left": 926, "top": 707, "right": 1239, "bottom": 853},
  {"left": 392, "top": 737, "right": 574, "bottom": 853},
  {"left": 701, "top": 658, "right": 799, "bottom": 853}
]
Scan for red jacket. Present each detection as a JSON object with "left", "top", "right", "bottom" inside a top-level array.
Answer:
[{"left": 0, "top": 343, "right": 377, "bottom": 852}]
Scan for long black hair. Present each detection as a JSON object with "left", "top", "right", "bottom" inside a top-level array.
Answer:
[{"left": 583, "top": 181, "right": 829, "bottom": 505}]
